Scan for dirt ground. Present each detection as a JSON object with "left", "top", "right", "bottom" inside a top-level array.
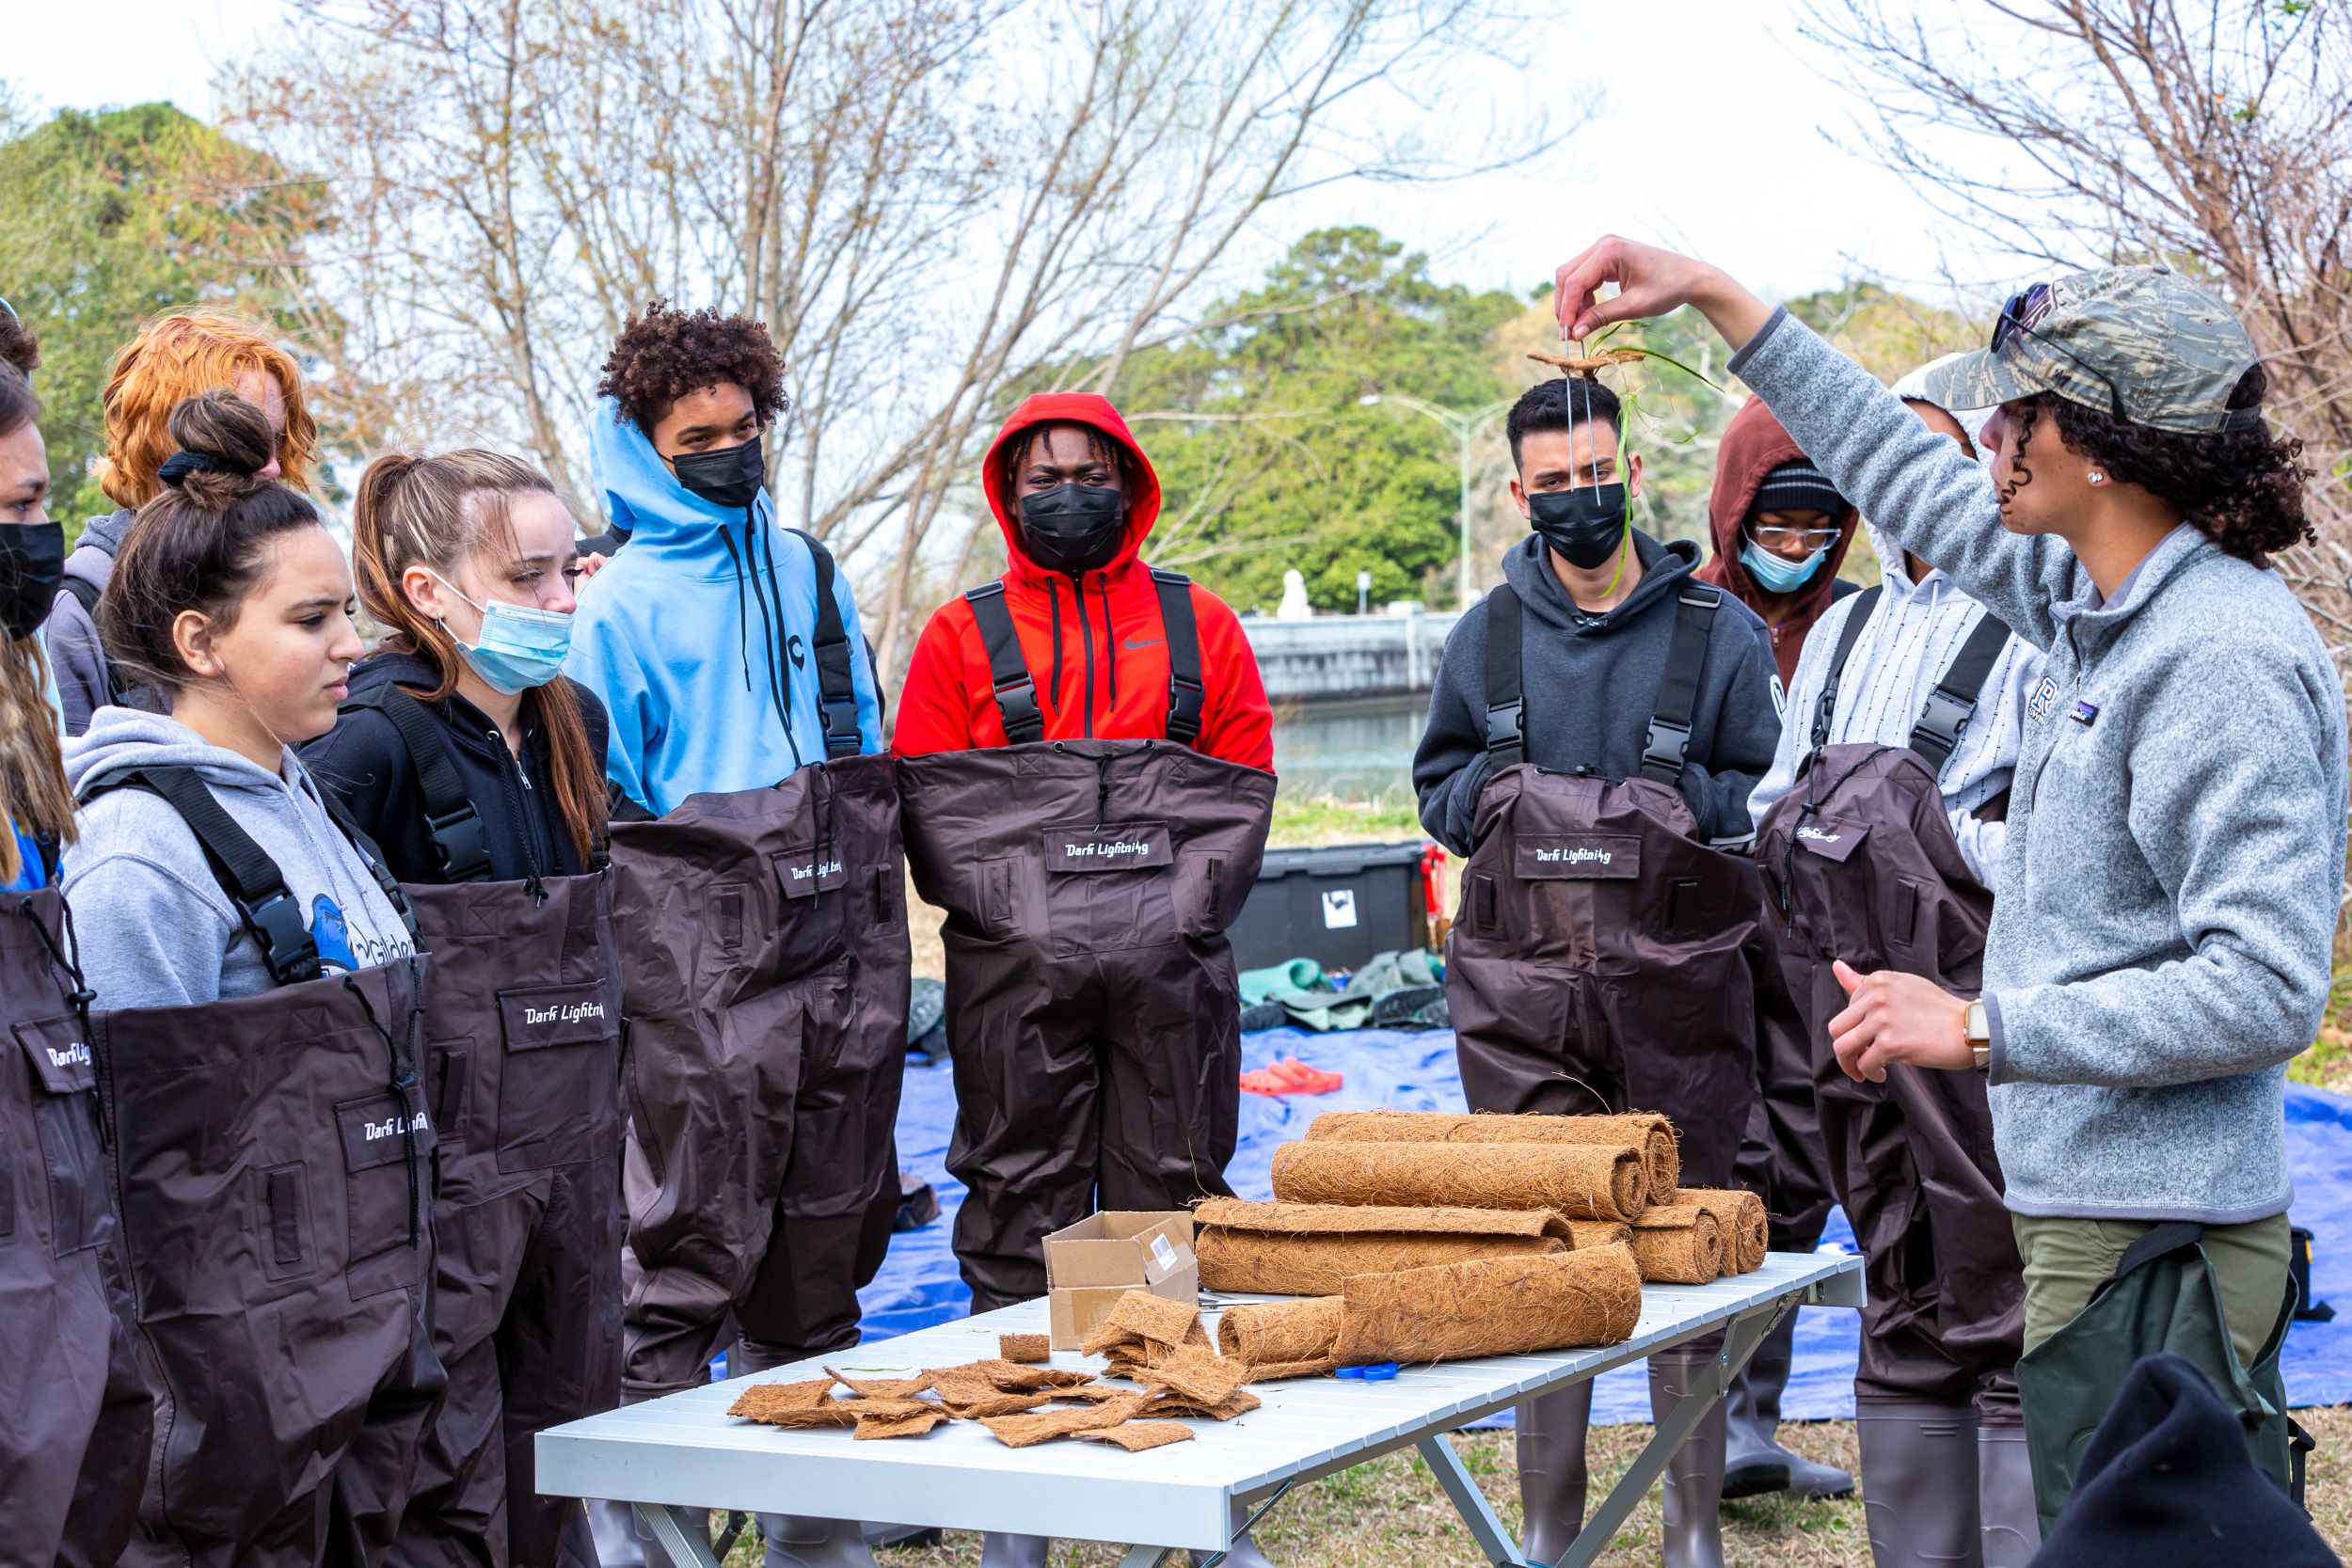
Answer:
[{"left": 719, "top": 1408, "right": 2350, "bottom": 1563}]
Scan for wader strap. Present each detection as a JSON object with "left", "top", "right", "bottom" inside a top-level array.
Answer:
[
  {"left": 1909, "top": 610, "right": 2013, "bottom": 773},
  {"left": 1809, "top": 585, "right": 1883, "bottom": 750},
  {"left": 963, "top": 581, "right": 1045, "bottom": 744},
  {"left": 342, "top": 685, "right": 492, "bottom": 882},
  {"left": 2106, "top": 1220, "right": 2206, "bottom": 1286},
  {"left": 1640, "top": 586, "right": 1721, "bottom": 786},
  {"left": 1150, "top": 568, "right": 1206, "bottom": 747},
  {"left": 792, "top": 529, "right": 865, "bottom": 758},
  {"left": 1483, "top": 583, "right": 1525, "bottom": 768},
  {"left": 85, "top": 766, "right": 322, "bottom": 986}
]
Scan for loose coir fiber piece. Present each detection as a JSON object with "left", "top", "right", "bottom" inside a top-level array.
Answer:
[
  {"left": 1143, "top": 1387, "right": 1262, "bottom": 1420},
  {"left": 981, "top": 1392, "right": 1150, "bottom": 1449},
  {"left": 1270, "top": 1139, "right": 1646, "bottom": 1222},
  {"left": 1565, "top": 1220, "right": 1634, "bottom": 1252},
  {"left": 728, "top": 1379, "right": 854, "bottom": 1428},
  {"left": 1081, "top": 1291, "right": 1209, "bottom": 1356},
  {"left": 1329, "top": 1244, "right": 1645, "bottom": 1366},
  {"left": 1304, "top": 1111, "right": 1681, "bottom": 1199},
  {"left": 934, "top": 1390, "right": 1049, "bottom": 1419},
  {"left": 1082, "top": 1422, "right": 1197, "bottom": 1451},
  {"left": 999, "top": 1334, "right": 1051, "bottom": 1365},
  {"left": 1193, "top": 1198, "right": 1571, "bottom": 1295},
  {"left": 1628, "top": 1205, "right": 1724, "bottom": 1284},
  {"left": 1216, "top": 1296, "right": 1345, "bottom": 1372},
  {"left": 823, "top": 1368, "right": 934, "bottom": 1400},
  {"left": 1140, "top": 1344, "right": 1250, "bottom": 1407},
  {"left": 1674, "top": 1188, "right": 1769, "bottom": 1274},
  {"left": 854, "top": 1407, "right": 950, "bottom": 1440}
]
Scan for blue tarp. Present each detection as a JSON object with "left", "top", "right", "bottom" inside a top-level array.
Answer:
[{"left": 857, "top": 1026, "right": 2352, "bottom": 1421}]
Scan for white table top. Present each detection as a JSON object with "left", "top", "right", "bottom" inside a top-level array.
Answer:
[{"left": 537, "top": 1251, "right": 1863, "bottom": 1552}]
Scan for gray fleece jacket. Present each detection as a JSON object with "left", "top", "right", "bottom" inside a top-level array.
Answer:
[
  {"left": 1415, "top": 531, "right": 1782, "bottom": 852},
  {"left": 1731, "top": 309, "right": 2348, "bottom": 1224},
  {"left": 61, "top": 708, "right": 418, "bottom": 1010}
]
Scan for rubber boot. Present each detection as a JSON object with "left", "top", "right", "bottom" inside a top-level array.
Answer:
[
  {"left": 1647, "top": 1350, "right": 1728, "bottom": 1568},
  {"left": 1975, "top": 1421, "right": 2041, "bottom": 1568},
  {"left": 1192, "top": 1497, "right": 1277, "bottom": 1567},
  {"left": 980, "top": 1533, "right": 1050, "bottom": 1568},
  {"left": 1723, "top": 1311, "right": 1852, "bottom": 1499},
  {"left": 1515, "top": 1381, "right": 1593, "bottom": 1567},
  {"left": 589, "top": 1499, "right": 650, "bottom": 1568},
  {"left": 1855, "top": 1400, "right": 1981, "bottom": 1568}
]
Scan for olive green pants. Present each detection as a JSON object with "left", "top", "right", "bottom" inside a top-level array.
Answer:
[{"left": 2011, "top": 1212, "right": 2294, "bottom": 1371}]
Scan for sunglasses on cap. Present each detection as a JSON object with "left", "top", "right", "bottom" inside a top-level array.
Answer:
[{"left": 1991, "top": 282, "right": 2126, "bottom": 420}]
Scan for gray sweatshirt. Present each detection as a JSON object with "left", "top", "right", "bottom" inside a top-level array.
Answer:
[
  {"left": 45, "top": 509, "right": 134, "bottom": 736},
  {"left": 1731, "top": 309, "right": 2348, "bottom": 1225},
  {"left": 61, "top": 707, "right": 418, "bottom": 1010}
]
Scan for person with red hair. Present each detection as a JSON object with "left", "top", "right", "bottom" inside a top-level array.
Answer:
[{"left": 43, "top": 309, "right": 317, "bottom": 733}]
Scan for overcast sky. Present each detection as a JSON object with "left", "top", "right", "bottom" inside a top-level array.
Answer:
[{"left": 11, "top": 0, "right": 2023, "bottom": 318}]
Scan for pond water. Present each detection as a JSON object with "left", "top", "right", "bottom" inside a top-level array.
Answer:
[{"left": 1269, "top": 693, "right": 1427, "bottom": 804}]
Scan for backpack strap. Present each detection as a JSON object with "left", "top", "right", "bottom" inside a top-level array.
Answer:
[
  {"left": 1908, "top": 610, "right": 2013, "bottom": 773},
  {"left": 1808, "top": 585, "right": 1883, "bottom": 750},
  {"left": 792, "top": 530, "right": 865, "bottom": 758},
  {"left": 1149, "top": 568, "right": 1206, "bottom": 747},
  {"left": 82, "top": 766, "right": 323, "bottom": 987},
  {"left": 1483, "top": 584, "right": 1525, "bottom": 768},
  {"left": 962, "top": 581, "right": 1045, "bottom": 745},
  {"left": 341, "top": 685, "right": 492, "bottom": 882},
  {"left": 57, "top": 575, "right": 128, "bottom": 709},
  {"left": 1639, "top": 586, "right": 1722, "bottom": 786}
]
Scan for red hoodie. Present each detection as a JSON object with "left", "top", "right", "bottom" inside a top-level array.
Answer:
[
  {"left": 1695, "top": 396, "right": 1862, "bottom": 686},
  {"left": 892, "top": 393, "right": 1275, "bottom": 769}
]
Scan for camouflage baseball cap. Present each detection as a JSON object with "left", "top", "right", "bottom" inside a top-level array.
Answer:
[{"left": 1922, "top": 265, "right": 2260, "bottom": 435}]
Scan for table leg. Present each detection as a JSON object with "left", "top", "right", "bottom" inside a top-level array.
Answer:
[
  {"left": 1542, "top": 1303, "right": 1789, "bottom": 1568},
  {"left": 1416, "top": 1432, "right": 1525, "bottom": 1567},
  {"left": 635, "top": 1505, "right": 726, "bottom": 1568},
  {"left": 1116, "top": 1546, "right": 1178, "bottom": 1568}
]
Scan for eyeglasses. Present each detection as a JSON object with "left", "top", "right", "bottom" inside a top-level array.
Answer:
[
  {"left": 1992, "top": 282, "right": 2125, "bottom": 419},
  {"left": 1750, "top": 524, "right": 1842, "bottom": 550}
]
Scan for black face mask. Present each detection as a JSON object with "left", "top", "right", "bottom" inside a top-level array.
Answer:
[
  {"left": 1528, "top": 483, "right": 1629, "bottom": 570},
  {"left": 1017, "top": 483, "right": 1126, "bottom": 576},
  {"left": 0, "top": 521, "right": 65, "bottom": 642},
  {"left": 670, "top": 436, "right": 766, "bottom": 511}
]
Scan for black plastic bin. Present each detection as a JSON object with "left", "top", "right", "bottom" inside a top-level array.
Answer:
[{"left": 1229, "top": 840, "right": 1431, "bottom": 974}]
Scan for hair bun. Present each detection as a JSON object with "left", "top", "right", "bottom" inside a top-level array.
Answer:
[
  {"left": 155, "top": 449, "right": 243, "bottom": 488},
  {"left": 161, "top": 389, "right": 278, "bottom": 499}
]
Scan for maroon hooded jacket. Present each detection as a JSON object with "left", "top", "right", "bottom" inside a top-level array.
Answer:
[{"left": 1696, "top": 396, "right": 1862, "bottom": 686}]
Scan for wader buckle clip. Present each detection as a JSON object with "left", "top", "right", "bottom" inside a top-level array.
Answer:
[
  {"left": 818, "top": 690, "right": 864, "bottom": 757},
  {"left": 1484, "top": 700, "right": 1523, "bottom": 756},
  {"left": 425, "top": 806, "right": 490, "bottom": 883},
  {"left": 248, "top": 890, "right": 322, "bottom": 987},
  {"left": 1639, "top": 716, "right": 1692, "bottom": 784},
  {"left": 1167, "top": 671, "right": 1206, "bottom": 745},
  {"left": 1911, "top": 689, "right": 1975, "bottom": 766}
]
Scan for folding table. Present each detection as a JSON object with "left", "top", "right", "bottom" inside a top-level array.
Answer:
[{"left": 538, "top": 1251, "right": 1864, "bottom": 1568}]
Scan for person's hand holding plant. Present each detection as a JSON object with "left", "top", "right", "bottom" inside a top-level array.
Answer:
[
  {"left": 1552, "top": 236, "right": 1776, "bottom": 352},
  {"left": 1827, "top": 960, "right": 1974, "bottom": 1082}
]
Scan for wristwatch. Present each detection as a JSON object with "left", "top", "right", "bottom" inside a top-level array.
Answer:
[{"left": 1964, "top": 1001, "right": 1992, "bottom": 1076}]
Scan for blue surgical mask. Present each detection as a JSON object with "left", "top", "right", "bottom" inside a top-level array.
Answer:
[
  {"left": 1739, "top": 538, "right": 1826, "bottom": 594},
  {"left": 435, "top": 575, "right": 573, "bottom": 695}
]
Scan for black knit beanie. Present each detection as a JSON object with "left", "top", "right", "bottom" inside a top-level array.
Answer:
[{"left": 1748, "top": 458, "right": 1844, "bottom": 522}]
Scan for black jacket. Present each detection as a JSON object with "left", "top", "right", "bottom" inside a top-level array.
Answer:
[
  {"left": 302, "top": 651, "right": 611, "bottom": 885},
  {"left": 1413, "top": 531, "right": 1783, "bottom": 852}
]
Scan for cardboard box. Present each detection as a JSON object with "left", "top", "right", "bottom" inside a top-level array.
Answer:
[{"left": 1042, "top": 1210, "right": 1199, "bottom": 1350}]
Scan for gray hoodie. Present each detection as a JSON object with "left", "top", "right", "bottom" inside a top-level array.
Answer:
[
  {"left": 1730, "top": 309, "right": 2348, "bottom": 1226},
  {"left": 45, "top": 509, "right": 136, "bottom": 736},
  {"left": 61, "top": 708, "right": 418, "bottom": 1010}
]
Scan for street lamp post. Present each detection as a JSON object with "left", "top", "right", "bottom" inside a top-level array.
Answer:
[{"left": 1359, "top": 392, "right": 1511, "bottom": 611}]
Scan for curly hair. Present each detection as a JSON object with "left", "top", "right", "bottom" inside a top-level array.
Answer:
[
  {"left": 96, "top": 310, "right": 318, "bottom": 510},
  {"left": 0, "top": 302, "right": 38, "bottom": 377},
  {"left": 2010, "top": 366, "right": 2312, "bottom": 566},
  {"left": 596, "top": 299, "right": 787, "bottom": 435}
]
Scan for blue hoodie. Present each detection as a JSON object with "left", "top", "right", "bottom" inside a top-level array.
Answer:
[{"left": 566, "top": 398, "right": 882, "bottom": 816}]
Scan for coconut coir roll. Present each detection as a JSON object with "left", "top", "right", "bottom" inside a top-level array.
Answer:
[
  {"left": 1565, "top": 1219, "right": 1632, "bottom": 1251},
  {"left": 1216, "top": 1296, "right": 1345, "bottom": 1377},
  {"left": 1674, "top": 1187, "right": 1768, "bottom": 1274},
  {"left": 1193, "top": 1197, "right": 1572, "bottom": 1295},
  {"left": 1628, "top": 1205, "right": 1724, "bottom": 1284},
  {"left": 1270, "top": 1138, "right": 1646, "bottom": 1222},
  {"left": 1305, "top": 1110, "right": 1680, "bottom": 1200},
  {"left": 1330, "top": 1244, "right": 1645, "bottom": 1365}
]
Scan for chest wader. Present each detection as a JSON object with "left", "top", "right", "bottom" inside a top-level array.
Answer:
[
  {"left": 2013, "top": 1223, "right": 2303, "bottom": 1535},
  {"left": 1, "top": 876, "right": 151, "bottom": 1568},
  {"left": 79, "top": 768, "right": 442, "bottom": 1568},
  {"left": 1754, "top": 593, "right": 2038, "bottom": 1568},
  {"left": 1445, "top": 580, "right": 1760, "bottom": 1568},
  {"left": 902, "top": 570, "right": 1274, "bottom": 1313},
  {"left": 342, "top": 687, "right": 625, "bottom": 1568},
  {"left": 609, "top": 531, "right": 908, "bottom": 1399}
]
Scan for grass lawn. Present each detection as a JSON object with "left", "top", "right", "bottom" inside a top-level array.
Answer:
[{"left": 717, "top": 1406, "right": 2352, "bottom": 1563}]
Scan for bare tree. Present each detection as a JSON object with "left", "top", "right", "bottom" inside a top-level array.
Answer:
[
  {"left": 229, "top": 0, "right": 1560, "bottom": 675},
  {"left": 1804, "top": 0, "right": 2352, "bottom": 670}
]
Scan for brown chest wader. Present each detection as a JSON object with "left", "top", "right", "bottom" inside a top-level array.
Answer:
[
  {"left": 1, "top": 874, "right": 150, "bottom": 1568},
  {"left": 341, "top": 687, "right": 625, "bottom": 1568},
  {"left": 1450, "top": 579, "right": 1762, "bottom": 1568},
  {"left": 902, "top": 570, "right": 1274, "bottom": 1312},
  {"left": 78, "top": 767, "right": 442, "bottom": 1568},
  {"left": 609, "top": 531, "right": 908, "bottom": 1397},
  {"left": 1755, "top": 594, "right": 2039, "bottom": 1568}
]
